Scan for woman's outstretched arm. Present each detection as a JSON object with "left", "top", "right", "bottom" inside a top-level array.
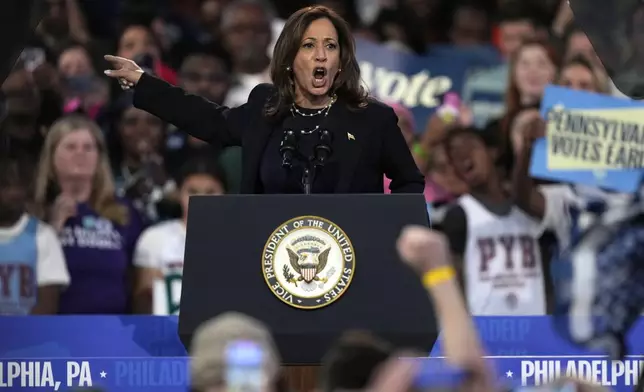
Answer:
[{"left": 104, "top": 55, "right": 258, "bottom": 149}]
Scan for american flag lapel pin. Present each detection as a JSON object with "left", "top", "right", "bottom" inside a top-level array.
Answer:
[{"left": 347, "top": 132, "right": 355, "bottom": 140}]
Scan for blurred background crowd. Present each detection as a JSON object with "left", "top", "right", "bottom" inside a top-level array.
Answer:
[{"left": 0, "top": 0, "right": 622, "bottom": 316}]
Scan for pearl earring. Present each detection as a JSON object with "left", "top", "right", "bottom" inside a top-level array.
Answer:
[{"left": 286, "top": 66, "right": 291, "bottom": 71}]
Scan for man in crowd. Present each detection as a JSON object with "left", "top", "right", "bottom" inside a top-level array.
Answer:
[{"left": 220, "top": 0, "right": 274, "bottom": 107}]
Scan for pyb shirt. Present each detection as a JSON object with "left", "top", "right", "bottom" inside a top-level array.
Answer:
[
  {"left": 0, "top": 214, "right": 70, "bottom": 315},
  {"left": 458, "top": 195, "right": 546, "bottom": 315},
  {"left": 133, "top": 219, "right": 185, "bottom": 315},
  {"left": 58, "top": 201, "right": 143, "bottom": 314}
]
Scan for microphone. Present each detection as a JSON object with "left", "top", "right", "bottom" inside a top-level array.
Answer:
[
  {"left": 280, "top": 130, "right": 297, "bottom": 168},
  {"left": 314, "top": 129, "right": 333, "bottom": 168}
]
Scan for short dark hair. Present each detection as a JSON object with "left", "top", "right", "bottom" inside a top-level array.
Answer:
[
  {"left": 0, "top": 157, "right": 29, "bottom": 189},
  {"left": 317, "top": 330, "right": 393, "bottom": 392},
  {"left": 454, "top": 0, "right": 488, "bottom": 16},
  {"left": 266, "top": 5, "right": 368, "bottom": 119},
  {"left": 175, "top": 155, "right": 227, "bottom": 192},
  {"left": 114, "top": 22, "right": 159, "bottom": 53},
  {"left": 562, "top": 54, "right": 595, "bottom": 73},
  {"left": 180, "top": 44, "right": 233, "bottom": 74},
  {"left": 497, "top": 1, "right": 537, "bottom": 25},
  {"left": 220, "top": 0, "right": 275, "bottom": 31},
  {"left": 444, "top": 126, "right": 498, "bottom": 150}
]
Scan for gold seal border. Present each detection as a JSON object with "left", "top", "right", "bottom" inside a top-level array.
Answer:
[{"left": 261, "top": 215, "right": 356, "bottom": 310}]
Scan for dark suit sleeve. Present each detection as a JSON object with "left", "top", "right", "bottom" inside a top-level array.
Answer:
[
  {"left": 380, "top": 106, "right": 425, "bottom": 193},
  {"left": 133, "top": 73, "right": 257, "bottom": 148}
]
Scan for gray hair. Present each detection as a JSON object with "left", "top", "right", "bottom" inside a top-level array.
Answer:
[
  {"left": 220, "top": 0, "right": 276, "bottom": 31},
  {"left": 190, "top": 312, "right": 281, "bottom": 391}
]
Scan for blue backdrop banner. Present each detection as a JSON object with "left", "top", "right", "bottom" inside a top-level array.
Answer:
[
  {"left": 355, "top": 39, "right": 502, "bottom": 131},
  {"left": 1, "top": 316, "right": 643, "bottom": 391},
  {"left": 530, "top": 85, "right": 644, "bottom": 192}
]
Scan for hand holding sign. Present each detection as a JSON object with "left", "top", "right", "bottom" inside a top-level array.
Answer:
[
  {"left": 530, "top": 85, "right": 644, "bottom": 193},
  {"left": 511, "top": 109, "right": 544, "bottom": 154}
]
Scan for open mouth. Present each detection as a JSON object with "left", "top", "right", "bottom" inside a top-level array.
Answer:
[
  {"left": 460, "top": 160, "right": 476, "bottom": 177},
  {"left": 312, "top": 67, "right": 328, "bottom": 87}
]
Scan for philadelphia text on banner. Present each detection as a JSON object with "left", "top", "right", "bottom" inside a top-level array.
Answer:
[{"left": 0, "top": 316, "right": 642, "bottom": 392}]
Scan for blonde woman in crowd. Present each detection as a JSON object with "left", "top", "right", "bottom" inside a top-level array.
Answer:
[{"left": 33, "top": 115, "right": 144, "bottom": 314}]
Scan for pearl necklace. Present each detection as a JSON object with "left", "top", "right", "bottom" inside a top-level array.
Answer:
[{"left": 290, "top": 95, "right": 337, "bottom": 135}]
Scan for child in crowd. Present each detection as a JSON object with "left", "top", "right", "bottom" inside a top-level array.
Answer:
[
  {"left": 133, "top": 156, "right": 226, "bottom": 314},
  {"left": 0, "top": 158, "right": 70, "bottom": 314}
]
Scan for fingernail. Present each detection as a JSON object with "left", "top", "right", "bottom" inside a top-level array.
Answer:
[{"left": 104, "top": 70, "right": 111, "bottom": 75}]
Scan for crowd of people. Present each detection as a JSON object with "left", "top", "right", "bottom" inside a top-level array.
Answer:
[
  {"left": 0, "top": 0, "right": 627, "bottom": 318},
  {"left": 2, "top": 0, "right": 640, "bottom": 391}
]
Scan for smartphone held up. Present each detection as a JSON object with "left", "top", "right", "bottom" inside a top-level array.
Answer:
[{"left": 225, "top": 340, "right": 266, "bottom": 392}]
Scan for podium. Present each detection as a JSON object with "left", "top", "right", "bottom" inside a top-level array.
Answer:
[{"left": 179, "top": 194, "right": 438, "bottom": 388}]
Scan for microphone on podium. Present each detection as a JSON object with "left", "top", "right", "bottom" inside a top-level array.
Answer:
[
  {"left": 280, "top": 130, "right": 298, "bottom": 168},
  {"left": 568, "top": 0, "right": 644, "bottom": 98},
  {"left": 314, "top": 129, "right": 333, "bottom": 168}
]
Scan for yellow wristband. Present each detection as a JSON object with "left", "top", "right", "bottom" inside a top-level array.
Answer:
[{"left": 422, "top": 266, "right": 456, "bottom": 287}]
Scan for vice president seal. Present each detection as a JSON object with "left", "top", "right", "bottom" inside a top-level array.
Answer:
[{"left": 262, "top": 216, "right": 355, "bottom": 309}]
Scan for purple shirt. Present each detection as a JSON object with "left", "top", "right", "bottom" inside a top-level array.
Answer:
[{"left": 58, "top": 199, "right": 143, "bottom": 314}]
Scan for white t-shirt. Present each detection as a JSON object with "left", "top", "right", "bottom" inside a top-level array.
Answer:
[
  {"left": 269, "top": 19, "right": 284, "bottom": 55},
  {"left": 133, "top": 219, "right": 185, "bottom": 315},
  {"left": 224, "top": 18, "right": 281, "bottom": 107},
  {"left": 224, "top": 70, "right": 272, "bottom": 108},
  {"left": 0, "top": 214, "right": 70, "bottom": 287},
  {"left": 458, "top": 195, "right": 546, "bottom": 316}
]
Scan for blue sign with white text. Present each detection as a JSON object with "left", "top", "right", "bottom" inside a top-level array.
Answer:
[
  {"left": 530, "top": 85, "right": 644, "bottom": 192},
  {"left": 355, "top": 39, "right": 502, "bottom": 131},
  {"left": 1, "top": 316, "right": 643, "bottom": 391}
]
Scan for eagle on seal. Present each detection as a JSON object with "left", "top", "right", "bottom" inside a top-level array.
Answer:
[{"left": 286, "top": 246, "right": 331, "bottom": 283}]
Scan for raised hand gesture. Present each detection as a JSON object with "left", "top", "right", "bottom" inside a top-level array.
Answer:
[
  {"left": 397, "top": 226, "right": 451, "bottom": 274},
  {"left": 103, "top": 55, "right": 144, "bottom": 90},
  {"left": 50, "top": 194, "right": 77, "bottom": 232},
  {"left": 510, "top": 109, "right": 544, "bottom": 154}
]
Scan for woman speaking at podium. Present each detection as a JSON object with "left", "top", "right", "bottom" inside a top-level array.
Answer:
[{"left": 103, "top": 5, "right": 423, "bottom": 194}]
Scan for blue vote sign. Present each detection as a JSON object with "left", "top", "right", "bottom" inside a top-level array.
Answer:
[{"left": 355, "top": 39, "right": 502, "bottom": 132}]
